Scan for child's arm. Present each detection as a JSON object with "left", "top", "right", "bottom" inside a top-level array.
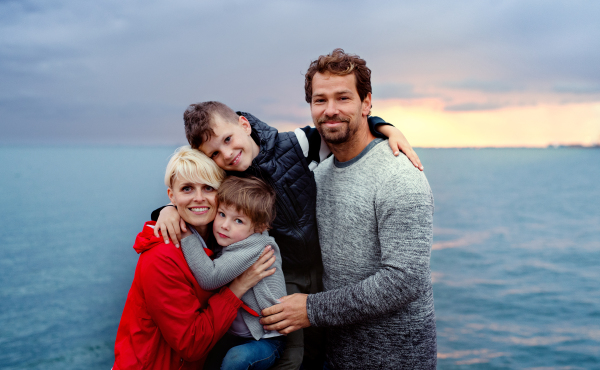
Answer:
[
  {"left": 151, "top": 204, "right": 187, "bottom": 247},
  {"left": 295, "top": 117, "right": 423, "bottom": 171},
  {"left": 180, "top": 234, "right": 265, "bottom": 291},
  {"left": 369, "top": 117, "right": 423, "bottom": 171}
]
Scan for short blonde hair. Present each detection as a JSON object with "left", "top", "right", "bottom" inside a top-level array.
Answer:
[{"left": 164, "top": 145, "right": 225, "bottom": 189}]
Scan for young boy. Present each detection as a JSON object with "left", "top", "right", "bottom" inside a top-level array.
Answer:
[
  {"left": 180, "top": 176, "right": 286, "bottom": 370},
  {"left": 153, "top": 102, "right": 421, "bottom": 369}
]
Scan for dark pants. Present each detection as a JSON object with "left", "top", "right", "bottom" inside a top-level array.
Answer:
[{"left": 270, "top": 267, "right": 326, "bottom": 370}]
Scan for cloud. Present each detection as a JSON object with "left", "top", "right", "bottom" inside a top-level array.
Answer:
[
  {"left": 443, "top": 80, "right": 520, "bottom": 93},
  {"left": 444, "top": 102, "right": 504, "bottom": 112},
  {"left": 372, "top": 83, "right": 420, "bottom": 99},
  {"left": 1, "top": 0, "right": 599, "bottom": 144},
  {"left": 553, "top": 83, "right": 600, "bottom": 94}
]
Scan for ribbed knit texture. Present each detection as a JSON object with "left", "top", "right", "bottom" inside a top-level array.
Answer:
[
  {"left": 307, "top": 140, "right": 437, "bottom": 369},
  {"left": 181, "top": 231, "right": 286, "bottom": 341}
]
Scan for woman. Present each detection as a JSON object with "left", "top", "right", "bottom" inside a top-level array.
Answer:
[{"left": 113, "top": 146, "right": 276, "bottom": 370}]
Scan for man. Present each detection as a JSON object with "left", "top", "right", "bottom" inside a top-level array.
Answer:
[{"left": 261, "top": 49, "right": 437, "bottom": 369}]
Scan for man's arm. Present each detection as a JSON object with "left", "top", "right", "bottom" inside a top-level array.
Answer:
[
  {"left": 307, "top": 193, "right": 433, "bottom": 327},
  {"left": 262, "top": 179, "right": 433, "bottom": 331}
]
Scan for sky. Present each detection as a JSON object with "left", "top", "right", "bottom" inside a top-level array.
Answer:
[{"left": 1, "top": 0, "right": 599, "bottom": 147}]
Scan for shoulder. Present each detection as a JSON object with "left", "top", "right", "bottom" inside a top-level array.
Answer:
[
  {"left": 314, "top": 155, "right": 334, "bottom": 177},
  {"left": 140, "top": 242, "right": 188, "bottom": 274},
  {"left": 365, "top": 142, "right": 433, "bottom": 197}
]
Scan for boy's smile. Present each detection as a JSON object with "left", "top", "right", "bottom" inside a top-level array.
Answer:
[{"left": 199, "top": 115, "right": 260, "bottom": 172}]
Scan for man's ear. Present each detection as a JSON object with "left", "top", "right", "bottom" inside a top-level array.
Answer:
[
  {"left": 239, "top": 115, "right": 252, "bottom": 135},
  {"left": 361, "top": 92, "right": 372, "bottom": 117}
]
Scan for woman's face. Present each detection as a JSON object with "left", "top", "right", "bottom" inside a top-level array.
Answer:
[{"left": 167, "top": 177, "right": 218, "bottom": 228}]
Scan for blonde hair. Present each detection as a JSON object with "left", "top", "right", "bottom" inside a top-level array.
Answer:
[{"left": 164, "top": 145, "right": 225, "bottom": 189}]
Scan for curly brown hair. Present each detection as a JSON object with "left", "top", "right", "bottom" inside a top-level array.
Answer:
[{"left": 304, "top": 48, "right": 372, "bottom": 104}]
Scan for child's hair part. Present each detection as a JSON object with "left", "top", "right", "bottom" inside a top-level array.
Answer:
[
  {"left": 217, "top": 176, "right": 276, "bottom": 231},
  {"left": 165, "top": 145, "right": 226, "bottom": 189},
  {"left": 184, "top": 101, "right": 240, "bottom": 149}
]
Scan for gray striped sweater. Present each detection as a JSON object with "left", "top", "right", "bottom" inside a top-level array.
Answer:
[
  {"left": 181, "top": 231, "right": 287, "bottom": 341},
  {"left": 307, "top": 139, "right": 437, "bottom": 369}
]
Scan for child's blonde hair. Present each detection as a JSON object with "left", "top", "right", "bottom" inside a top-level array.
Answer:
[{"left": 164, "top": 145, "right": 225, "bottom": 189}]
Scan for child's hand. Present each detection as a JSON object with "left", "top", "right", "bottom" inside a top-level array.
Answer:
[
  {"left": 388, "top": 131, "right": 423, "bottom": 171},
  {"left": 154, "top": 205, "right": 187, "bottom": 248},
  {"left": 378, "top": 124, "right": 423, "bottom": 171}
]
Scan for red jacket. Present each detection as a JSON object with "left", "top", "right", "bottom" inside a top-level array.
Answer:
[{"left": 113, "top": 221, "right": 242, "bottom": 370}]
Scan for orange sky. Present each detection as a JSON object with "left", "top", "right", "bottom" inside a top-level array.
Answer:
[{"left": 371, "top": 99, "right": 600, "bottom": 148}]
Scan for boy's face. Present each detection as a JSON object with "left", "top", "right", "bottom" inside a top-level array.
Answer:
[
  {"left": 212, "top": 204, "right": 256, "bottom": 247},
  {"left": 199, "top": 115, "right": 260, "bottom": 172}
]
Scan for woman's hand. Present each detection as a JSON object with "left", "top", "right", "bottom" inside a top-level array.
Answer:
[
  {"left": 229, "top": 246, "right": 276, "bottom": 299},
  {"left": 154, "top": 205, "right": 187, "bottom": 248},
  {"left": 378, "top": 125, "right": 424, "bottom": 171}
]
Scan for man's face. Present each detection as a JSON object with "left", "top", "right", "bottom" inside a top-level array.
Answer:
[
  {"left": 199, "top": 115, "right": 259, "bottom": 172},
  {"left": 212, "top": 204, "right": 256, "bottom": 247},
  {"left": 310, "top": 72, "right": 371, "bottom": 145}
]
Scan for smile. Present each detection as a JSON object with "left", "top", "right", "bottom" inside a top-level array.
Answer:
[
  {"left": 229, "top": 151, "right": 242, "bottom": 166},
  {"left": 190, "top": 207, "right": 209, "bottom": 213}
]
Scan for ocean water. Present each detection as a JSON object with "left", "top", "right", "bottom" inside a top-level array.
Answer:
[{"left": 0, "top": 146, "right": 598, "bottom": 369}]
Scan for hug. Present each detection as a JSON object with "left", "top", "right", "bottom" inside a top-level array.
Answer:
[{"left": 113, "top": 49, "right": 436, "bottom": 370}]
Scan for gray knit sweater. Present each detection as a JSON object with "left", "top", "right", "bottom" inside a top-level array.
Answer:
[
  {"left": 307, "top": 139, "right": 436, "bottom": 369},
  {"left": 181, "top": 231, "right": 287, "bottom": 341}
]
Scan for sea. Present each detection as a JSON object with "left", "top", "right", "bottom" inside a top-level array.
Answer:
[{"left": 0, "top": 146, "right": 598, "bottom": 369}]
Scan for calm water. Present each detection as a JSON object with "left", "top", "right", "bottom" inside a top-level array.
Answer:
[{"left": 0, "top": 146, "right": 599, "bottom": 369}]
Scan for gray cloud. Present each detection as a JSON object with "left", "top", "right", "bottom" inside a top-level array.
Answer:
[
  {"left": 443, "top": 80, "right": 520, "bottom": 93},
  {"left": 372, "top": 84, "right": 420, "bottom": 99},
  {"left": 444, "top": 102, "right": 504, "bottom": 112},
  {"left": 1, "top": 0, "right": 599, "bottom": 143},
  {"left": 553, "top": 83, "right": 600, "bottom": 95}
]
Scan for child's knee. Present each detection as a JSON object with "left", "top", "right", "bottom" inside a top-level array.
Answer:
[{"left": 221, "top": 346, "right": 253, "bottom": 370}]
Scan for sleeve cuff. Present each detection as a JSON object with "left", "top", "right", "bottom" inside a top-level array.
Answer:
[{"left": 216, "top": 287, "right": 243, "bottom": 309}]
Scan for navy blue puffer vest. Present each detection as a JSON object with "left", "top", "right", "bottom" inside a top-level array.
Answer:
[{"left": 235, "top": 112, "right": 321, "bottom": 272}]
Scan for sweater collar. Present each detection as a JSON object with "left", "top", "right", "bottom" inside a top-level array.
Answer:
[{"left": 334, "top": 138, "right": 383, "bottom": 168}]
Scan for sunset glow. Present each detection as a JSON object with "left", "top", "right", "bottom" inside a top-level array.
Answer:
[{"left": 372, "top": 99, "right": 600, "bottom": 148}]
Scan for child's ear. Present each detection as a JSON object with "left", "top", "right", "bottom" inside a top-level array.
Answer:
[
  {"left": 254, "top": 224, "right": 267, "bottom": 233},
  {"left": 239, "top": 116, "right": 252, "bottom": 135}
]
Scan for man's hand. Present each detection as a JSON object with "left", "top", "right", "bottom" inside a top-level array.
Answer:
[
  {"left": 154, "top": 205, "right": 186, "bottom": 247},
  {"left": 378, "top": 125, "right": 424, "bottom": 171},
  {"left": 260, "top": 293, "right": 310, "bottom": 335}
]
